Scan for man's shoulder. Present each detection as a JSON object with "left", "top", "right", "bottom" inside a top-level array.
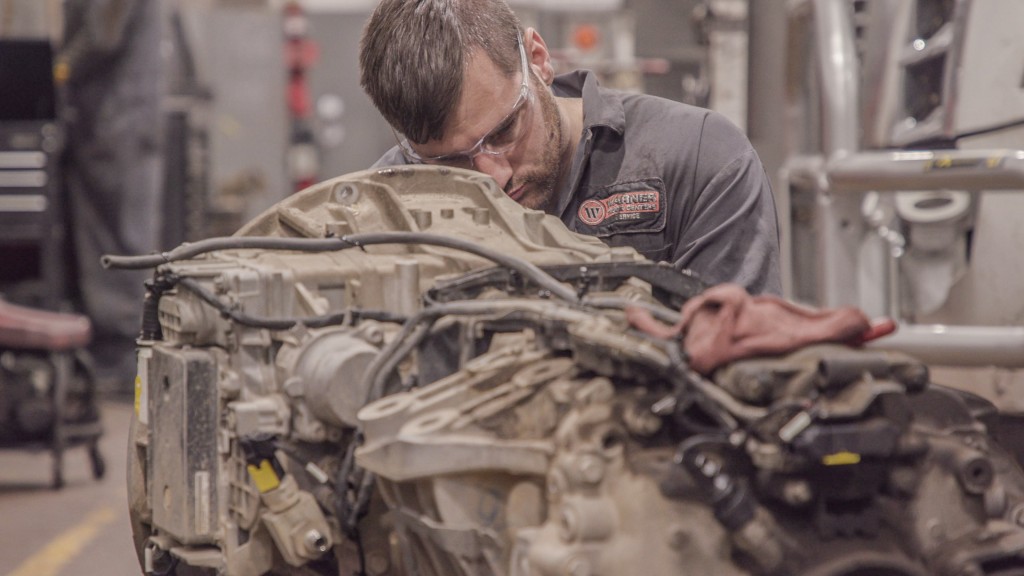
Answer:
[
  {"left": 619, "top": 93, "right": 757, "bottom": 168},
  {"left": 564, "top": 69, "right": 745, "bottom": 140},
  {"left": 606, "top": 92, "right": 755, "bottom": 168},
  {"left": 619, "top": 93, "right": 746, "bottom": 143}
]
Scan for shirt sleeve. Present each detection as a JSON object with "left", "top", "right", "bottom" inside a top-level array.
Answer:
[{"left": 671, "top": 112, "right": 782, "bottom": 295}]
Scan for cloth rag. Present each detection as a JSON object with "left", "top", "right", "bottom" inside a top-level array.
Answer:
[{"left": 627, "top": 284, "right": 896, "bottom": 375}]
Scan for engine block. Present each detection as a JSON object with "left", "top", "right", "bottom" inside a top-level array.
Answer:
[{"left": 121, "top": 166, "right": 1024, "bottom": 576}]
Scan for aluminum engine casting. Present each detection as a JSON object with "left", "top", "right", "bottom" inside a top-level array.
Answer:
[{"left": 117, "top": 166, "right": 1024, "bottom": 576}]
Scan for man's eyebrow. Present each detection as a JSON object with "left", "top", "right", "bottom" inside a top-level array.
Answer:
[{"left": 486, "top": 105, "right": 523, "bottom": 139}]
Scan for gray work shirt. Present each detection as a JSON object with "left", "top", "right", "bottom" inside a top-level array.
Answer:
[{"left": 374, "top": 69, "right": 782, "bottom": 295}]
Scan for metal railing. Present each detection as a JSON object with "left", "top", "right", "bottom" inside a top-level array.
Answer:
[
  {"left": 783, "top": 1, "right": 1024, "bottom": 368},
  {"left": 826, "top": 149, "right": 1024, "bottom": 367}
]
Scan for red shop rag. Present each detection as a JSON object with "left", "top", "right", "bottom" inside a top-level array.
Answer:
[{"left": 626, "top": 283, "right": 897, "bottom": 376}]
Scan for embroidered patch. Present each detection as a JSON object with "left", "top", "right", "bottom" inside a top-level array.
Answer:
[
  {"left": 577, "top": 190, "right": 661, "bottom": 227},
  {"left": 578, "top": 200, "right": 606, "bottom": 225}
]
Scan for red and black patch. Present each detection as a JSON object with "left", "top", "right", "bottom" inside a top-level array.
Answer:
[
  {"left": 573, "top": 177, "right": 667, "bottom": 235},
  {"left": 576, "top": 189, "right": 662, "bottom": 227}
]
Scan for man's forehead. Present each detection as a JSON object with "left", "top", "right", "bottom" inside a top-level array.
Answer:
[{"left": 422, "top": 48, "right": 520, "bottom": 152}]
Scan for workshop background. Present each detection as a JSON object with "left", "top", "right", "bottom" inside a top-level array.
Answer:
[{"left": 1, "top": 0, "right": 1023, "bottom": 575}]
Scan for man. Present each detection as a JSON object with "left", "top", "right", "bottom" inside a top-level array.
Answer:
[{"left": 359, "top": 0, "right": 781, "bottom": 294}]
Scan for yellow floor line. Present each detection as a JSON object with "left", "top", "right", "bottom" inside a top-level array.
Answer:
[{"left": 6, "top": 506, "right": 116, "bottom": 576}]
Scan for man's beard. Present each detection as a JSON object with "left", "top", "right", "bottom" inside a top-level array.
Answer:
[{"left": 506, "top": 79, "right": 564, "bottom": 212}]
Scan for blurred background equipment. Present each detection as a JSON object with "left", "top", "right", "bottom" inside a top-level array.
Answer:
[
  {"left": 282, "top": 0, "right": 320, "bottom": 193},
  {"left": 0, "top": 298, "right": 103, "bottom": 489},
  {"left": 0, "top": 37, "right": 63, "bottom": 310},
  {"left": 777, "top": 0, "right": 1024, "bottom": 459},
  {"left": 0, "top": 23, "right": 104, "bottom": 491},
  {"left": 59, "top": 0, "right": 165, "bottom": 393}
]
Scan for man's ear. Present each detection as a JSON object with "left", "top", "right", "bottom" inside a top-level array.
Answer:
[{"left": 523, "top": 27, "right": 555, "bottom": 85}]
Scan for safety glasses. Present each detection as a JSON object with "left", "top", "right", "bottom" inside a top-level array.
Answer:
[{"left": 393, "top": 31, "right": 533, "bottom": 169}]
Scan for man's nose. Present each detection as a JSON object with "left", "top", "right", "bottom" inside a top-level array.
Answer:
[{"left": 470, "top": 153, "right": 513, "bottom": 190}]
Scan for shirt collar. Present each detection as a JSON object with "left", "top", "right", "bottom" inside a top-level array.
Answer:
[{"left": 551, "top": 69, "right": 625, "bottom": 136}]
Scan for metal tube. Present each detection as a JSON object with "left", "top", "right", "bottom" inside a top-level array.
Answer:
[
  {"left": 828, "top": 150, "right": 1024, "bottom": 192},
  {"left": 394, "top": 258, "right": 421, "bottom": 316},
  {"left": 747, "top": 0, "right": 787, "bottom": 177},
  {"left": 869, "top": 324, "right": 1024, "bottom": 368},
  {"left": 810, "top": 0, "right": 865, "bottom": 307},
  {"left": 812, "top": 0, "right": 860, "bottom": 157}
]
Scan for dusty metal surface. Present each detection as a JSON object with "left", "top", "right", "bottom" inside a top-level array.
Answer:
[{"left": 121, "top": 166, "right": 1024, "bottom": 575}]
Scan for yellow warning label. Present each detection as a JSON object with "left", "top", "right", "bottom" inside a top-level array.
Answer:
[
  {"left": 134, "top": 375, "right": 142, "bottom": 416},
  {"left": 247, "top": 460, "right": 281, "bottom": 493},
  {"left": 822, "top": 451, "right": 862, "bottom": 466}
]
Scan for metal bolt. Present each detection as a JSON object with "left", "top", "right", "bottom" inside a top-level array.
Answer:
[
  {"left": 779, "top": 411, "right": 812, "bottom": 443},
  {"left": 334, "top": 184, "right": 360, "bottom": 205},
  {"left": 304, "top": 529, "right": 328, "bottom": 554}
]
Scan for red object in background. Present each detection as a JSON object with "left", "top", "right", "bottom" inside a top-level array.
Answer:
[
  {"left": 0, "top": 298, "right": 92, "bottom": 351},
  {"left": 285, "top": 25, "right": 318, "bottom": 118},
  {"left": 572, "top": 24, "right": 601, "bottom": 52},
  {"left": 283, "top": 1, "right": 320, "bottom": 192}
]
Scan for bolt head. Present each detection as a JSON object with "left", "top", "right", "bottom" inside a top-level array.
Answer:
[{"left": 303, "top": 529, "right": 329, "bottom": 554}]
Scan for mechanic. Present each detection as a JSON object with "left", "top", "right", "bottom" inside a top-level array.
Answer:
[{"left": 359, "top": 0, "right": 781, "bottom": 295}]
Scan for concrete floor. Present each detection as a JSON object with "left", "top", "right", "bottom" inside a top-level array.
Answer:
[{"left": 0, "top": 400, "right": 140, "bottom": 576}]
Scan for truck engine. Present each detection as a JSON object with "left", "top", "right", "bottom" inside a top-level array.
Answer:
[{"left": 113, "top": 166, "right": 1024, "bottom": 576}]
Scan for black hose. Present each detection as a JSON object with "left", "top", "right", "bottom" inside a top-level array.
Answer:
[
  {"left": 139, "top": 275, "right": 176, "bottom": 340},
  {"left": 102, "top": 236, "right": 348, "bottom": 269},
  {"left": 102, "top": 232, "right": 580, "bottom": 303},
  {"left": 334, "top": 435, "right": 369, "bottom": 576}
]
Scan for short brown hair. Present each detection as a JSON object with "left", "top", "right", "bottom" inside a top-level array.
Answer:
[{"left": 359, "top": 0, "right": 522, "bottom": 144}]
